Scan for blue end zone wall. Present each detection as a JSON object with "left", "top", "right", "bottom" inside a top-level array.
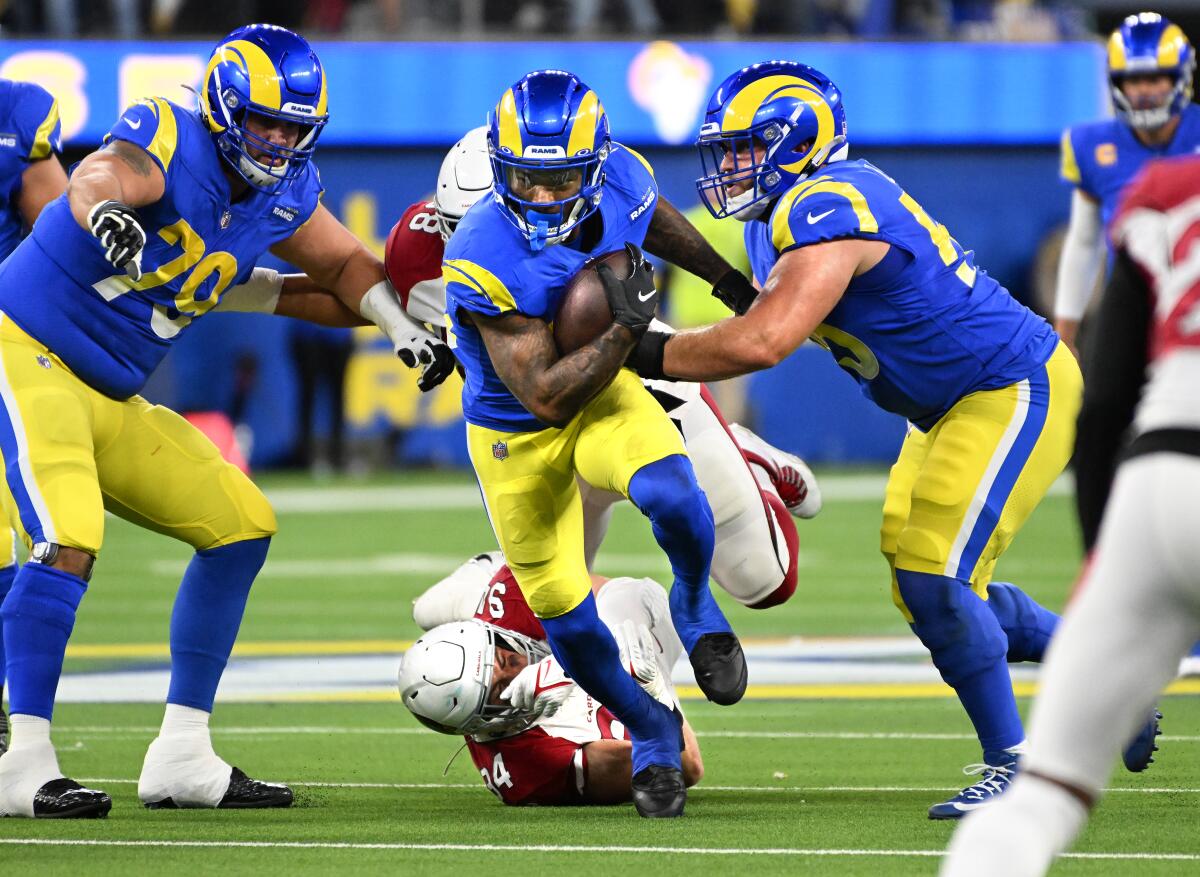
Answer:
[{"left": 147, "top": 144, "right": 1066, "bottom": 468}]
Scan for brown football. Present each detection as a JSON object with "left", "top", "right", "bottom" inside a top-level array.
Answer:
[{"left": 553, "top": 249, "right": 632, "bottom": 355}]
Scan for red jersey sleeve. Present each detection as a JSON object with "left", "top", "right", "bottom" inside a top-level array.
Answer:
[
  {"left": 384, "top": 200, "right": 447, "bottom": 326},
  {"left": 473, "top": 566, "right": 546, "bottom": 640},
  {"left": 467, "top": 728, "right": 583, "bottom": 805}
]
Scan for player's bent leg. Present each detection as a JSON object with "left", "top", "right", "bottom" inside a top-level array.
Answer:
[{"left": 984, "top": 583, "right": 1059, "bottom": 663}]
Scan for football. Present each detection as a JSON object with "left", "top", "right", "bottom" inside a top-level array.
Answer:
[{"left": 552, "top": 249, "right": 633, "bottom": 355}]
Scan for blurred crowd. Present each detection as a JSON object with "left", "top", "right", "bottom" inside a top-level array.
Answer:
[{"left": 2, "top": 0, "right": 1188, "bottom": 40}]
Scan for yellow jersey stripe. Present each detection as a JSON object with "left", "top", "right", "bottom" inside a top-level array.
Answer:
[
  {"left": 566, "top": 90, "right": 600, "bottom": 157},
  {"left": 1059, "top": 130, "right": 1081, "bottom": 184},
  {"left": 620, "top": 144, "right": 655, "bottom": 178},
  {"left": 771, "top": 178, "right": 879, "bottom": 251},
  {"left": 142, "top": 98, "right": 179, "bottom": 174},
  {"left": 27, "top": 98, "right": 59, "bottom": 161},
  {"left": 443, "top": 260, "right": 518, "bottom": 313}
]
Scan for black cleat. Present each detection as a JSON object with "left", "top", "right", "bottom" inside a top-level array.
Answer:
[
  {"left": 0, "top": 701, "right": 7, "bottom": 756},
  {"left": 32, "top": 778, "right": 111, "bottom": 819},
  {"left": 632, "top": 765, "right": 686, "bottom": 818},
  {"left": 145, "top": 767, "right": 293, "bottom": 810},
  {"left": 689, "top": 632, "right": 747, "bottom": 705}
]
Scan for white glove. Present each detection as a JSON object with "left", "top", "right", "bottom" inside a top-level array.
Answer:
[
  {"left": 358, "top": 280, "right": 455, "bottom": 391},
  {"left": 615, "top": 619, "right": 674, "bottom": 708},
  {"left": 500, "top": 654, "right": 574, "bottom": 720},
  {"left": 216, "top": 267, "right": 284, "bottom": 314}
]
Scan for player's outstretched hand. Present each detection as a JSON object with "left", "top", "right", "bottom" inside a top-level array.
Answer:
[
  {"left": 712, "top": 269, "right": 758, "bottom": 315},
  {"left": 615, "top": 619, "right": 675, "bottom": 708},
  {"left": 87, "top": 200, "right": 146, "bottom": 281},
  {"left": 358, "top": 281, "right": 456, "bottom": 392},
  {"left": 500, "top": 654, "right": 574, "bottom": 720},
  {"left": 597, "top": 242, "right": 657, "bottom": 338}
]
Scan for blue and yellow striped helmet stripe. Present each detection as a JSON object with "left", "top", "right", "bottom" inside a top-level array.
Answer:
[
  {"left": 315, "top": 60, "right": 329, "bottom": 117},
  {"left": 495, "top": 89, "right": 523, "bottom": 155},
  {"left": 1158, "top": 24, "right": 1189, "bottom": 67},
  {"left": 1108, "top": 29, "right": 1129, "bottom": 72},
  {"left": 566, "top": 90, "right": 603, "bottom": 156},
  {"left": 204, "top": 38, "right": 284, "bottom": 116}
]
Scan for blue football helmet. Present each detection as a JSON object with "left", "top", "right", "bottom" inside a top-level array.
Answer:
[
  {"left": 487, "top": 70, "right": 611, "bottom": 251},
  {"left": 696, "top": 61, "right": 847, "bottom": 221},
  {"left": 199, "top": 24, "right": 329, "bottom": 194},
  {"left": 1108, "top": 12, "right": 1194, "bottom": 130}
]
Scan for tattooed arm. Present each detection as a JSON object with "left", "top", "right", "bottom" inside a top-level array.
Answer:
[
  {"left": 643, "top": 196, "right": 758, "bottom": 315},
  {"left": 472, "top": 311, "right": 635, "bottom": 428},
  {"left": 643, "top": 197, "right": 731, "bottom": 283},
  {"left": 68, "top": 140, "right": 166, "bottom": 230}
]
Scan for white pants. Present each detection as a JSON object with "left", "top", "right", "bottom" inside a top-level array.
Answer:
[
  {"left": 1024, "top": 453, "right": 1200, "bottom": 793},
  {"left": 581, "top": 378, "right": 795, "bottom": 607}
]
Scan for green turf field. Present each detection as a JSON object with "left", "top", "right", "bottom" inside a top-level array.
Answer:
[{"left": 4, "top": 470, "right": 1198, "bottom": 874}]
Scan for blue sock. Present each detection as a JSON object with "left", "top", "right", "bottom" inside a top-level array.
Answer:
[
  {"left": 0, "top": 563, "right": 16, "bottom": 690},
  {"left": 166, "top": 537, "right": 270, "bottom": 712},
  {"left": 627, "top": 454, "right": 727, "bottom": 653},
  {"left": 985, "top": 582, "right": 1060, "bottom": 663},
  {"left": 541, "top": 593, "right": 681, "bottom": 774},
  {"left": 0, "top": 563, "right": 86, "bottom": 720},
  {"left": 897, "top": 569, "right": 1023, "bottom": 760}
]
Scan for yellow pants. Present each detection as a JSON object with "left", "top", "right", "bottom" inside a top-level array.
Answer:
[
  {"left": 881, "top": 343, "right": 1082, "bottom": 620},
  {"left": 0, "top": 314, "right": 276, "bottom": 556},
  {"left": 468, "top": 369, "right": 687, "bottom": 618}
]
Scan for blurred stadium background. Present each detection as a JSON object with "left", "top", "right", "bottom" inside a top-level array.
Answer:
[{"left": 5, "top": 0, "right": 1197, "bottom": 474}]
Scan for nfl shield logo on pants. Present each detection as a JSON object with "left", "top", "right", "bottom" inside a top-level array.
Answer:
[{"left": 492, "top": 441, "right": 509, "bottom": 461}]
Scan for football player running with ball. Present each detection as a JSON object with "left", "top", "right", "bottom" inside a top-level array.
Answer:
[
  {"left": 0, "top": 24, "right": 450, "bottom": 818},
  {"left": 441, "top": 71, "right": 756, "bottom": 818},
  {"left": 625, "top": 60, "right": 1158, "bottom": 819}
]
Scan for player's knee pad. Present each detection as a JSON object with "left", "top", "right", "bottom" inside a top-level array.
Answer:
[
  {"left": 985, "top": 582, "right": 1060, "bottom": 663},
  {"left": 199, "top": 465, "right": 277, "bottom": 549},
  {"left": 896, "top": 569, "right": 1008, "bottom": 686}
]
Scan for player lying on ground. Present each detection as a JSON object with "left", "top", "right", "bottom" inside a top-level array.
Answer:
[
  {"left": 401, "top": 562, "right": 702, "bottom": 805},
  {"left": 941, "top": 155, "right": 1199, "bottom": 877},
  {"left": 623, "top": 59, "right": 1160, "bottom": 819},
  {"left": 0, "top": 24, "right": 451, "bottom": 819},
  {"left": 220, "top": 125, "right": 821, "bottom": 615},
  {"left": 0, "top": 77, "right": 68, "bottom": 757}
]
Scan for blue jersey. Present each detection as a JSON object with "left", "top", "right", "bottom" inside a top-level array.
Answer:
[
  {"left": 746, "top": 159, "right": 1057, "bottom": 431},
  {"left": 1061, "top": 104, "right": 1200, "bottom": 229},
  {"left": 0, "top": 79, "right": 61, "bottom": 259},
  {"left": 443, "top": 144, "right": 658, "bottom": 432},
  {"left": 0, "top": 97, "right": 322, "bottom": 400}
]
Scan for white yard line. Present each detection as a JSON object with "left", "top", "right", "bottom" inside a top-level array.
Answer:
[
  {"left": 75, "top": 778, "right": 1200, "bottom": 795},
  {"left": 0, "top": 838, "right": 1191, "bottom": 862}
]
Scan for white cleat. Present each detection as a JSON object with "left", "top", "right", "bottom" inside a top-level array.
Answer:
[
  {"left": 730, "top": 423, "right": 823, "bottom": 519},
  {"left": 412, "top": 551, "right": 503, "bottom": 630}
]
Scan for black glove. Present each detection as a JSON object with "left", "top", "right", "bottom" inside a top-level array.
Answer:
[
  {"left": 712, "top": 269, "right": 758, "bottom": 316},
  {"left": 87, "top": 200, "right": 146, "bottom": 281},
  {"left": 626, "top": 330, "right": 670, "bottom": 381},
  {"left": 596, "top": 242, "right": 657, "bottom": 338},
  {"left": 412, "top": 338, "right": 457, "bottom": 393}
]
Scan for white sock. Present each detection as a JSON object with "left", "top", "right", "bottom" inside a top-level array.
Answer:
[
  {"left": 0, "top": 715, "right": 62, "bottom": 817},
  {"left": 159, "top": 703, "right": 212, "bottom": 738}
]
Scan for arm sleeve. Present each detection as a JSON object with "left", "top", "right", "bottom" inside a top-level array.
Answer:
[
  {"left": 11, "top": 82, "right": 61, "bottom": 162},
  {"left": 1074, "top": 249, "right": 1151, "bottom": 551},
  {"left": 1053, "top": 189, "right": 1106, "bottom": 322},
  {"left": 102, "top": 98, "right": 180, "bottom": 183}
]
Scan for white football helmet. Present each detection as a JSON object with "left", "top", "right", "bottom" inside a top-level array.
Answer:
[
  {"left": 434, "top": 126, "right": 492, "bottom": 242},
  {"left": 398, "top": 619, "right": 548, "bottom": 739}
]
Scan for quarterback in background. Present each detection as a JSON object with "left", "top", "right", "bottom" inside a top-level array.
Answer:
[
  {"left": 944, "top": 155, "right": 1200, "bottom": 877},
  {"left": 401, "top": 556, "right": 704, "bottom": 806},
  {"left": 0, "top": 78, "right": 68, "bottom": 756},
  {"left": 627, "top": 60, "right": 1158, "bottom": 818},
  {"left": 1054, "top": 12, "right": 1198, "bottom": 354},
  {"left": 0, "top": 24, "right": 449, "bottom": 818}
]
